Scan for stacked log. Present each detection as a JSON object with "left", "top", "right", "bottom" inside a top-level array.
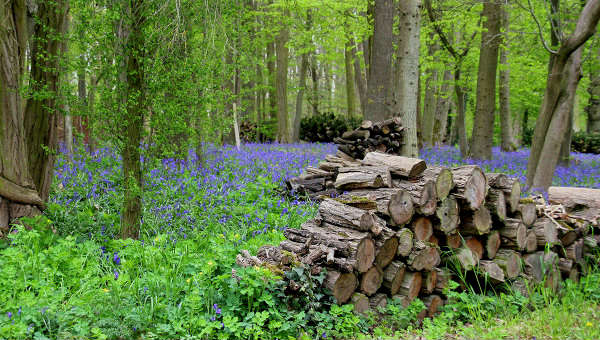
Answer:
[
  {"left": 334, "top": 118, "right": 405, "bottom": 160},
  {"left": 248, "top": 126, "right": 600, "bottom": 319}
]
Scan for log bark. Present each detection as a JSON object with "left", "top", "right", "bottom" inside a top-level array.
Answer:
[
  {"left": 318, "top": 199, "right": 379, "bottom": 234},
  {"left": 479, "top": 260, "right": 505, "bottom": 283},
  {"left": 351, "top": 292, "right": 370, "bottom": 314},
  {"left": 499, "top": 218, "right": 527, "bottom": 251},
  {"left": 517, "top": 203, "right": 537, "bottom": 226},
  {"left": 422, "top": 166, "right": 455, "bottom": 201},
  {"left": 393, "top": 179, "right": 437, "bottom": 215},
  {"left": 423, "top": 270, "right": 438, "bottom": 295},
  {"left": 335, "top": 166, "right": 392, "bottom": 190},
  {"left": 422, "top": 295, "right": 443, "bottom": 317},
  {"left": 375, "top": 233, "right": 399, "bottom": 268},
  {"left": 525, "top": 231, "right": 538, "bottom": 253},
  {"left": 325, "top": 270, "right": 359, "bottom": 304},
  {"left": 532, "top": 218, "right": 559, "bottom": 247},
  {"left": 435, "top": 196, "right": 460, "bottom": 235},
  {"left": 493, "top": 249, "right": 521, "bottom": 279},
  {"left": 487, "top": 173, "right": 521, "bottom": 213},
  {"left": 382, "top": 261, "right": 406, "bottom": 295},
  {"left": 465, "top": 237, "right": 484, "bottom": 260},
  {"left": 408, "top": 241, "right": 441, "bottom": 271},
  {"left": 362, "top": 152, "right": 426, "bottom": 178},
  {"left": 397, "top": 228, "right": 414, "bottom": 257},
  {"left": 398, "top": 271, "right": 422, "bottom": 302},
  {"left": 548, "top": 187, "right": 600, "bottom": 210},
  {"left": 451, "top": 166, "right": 488, "bottom": 210},
  {"left": 346, "top": 188, "right": 414, "bottom": 226},
  {"left": 486, "top": 189, "right": 507, "bottom": 221},
  {"left": 460, "top": 207, "right": 492, "bottom": 235},
  {"left": 485, "top": 230, "right": 501, "bottom": 259},
  {"left": 360, "top": 266, "right": 384, "bottom": 296}
]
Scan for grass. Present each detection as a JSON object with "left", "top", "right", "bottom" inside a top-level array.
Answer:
[{"left": 0, "top": 142, "right": 599, "bottom": 339}]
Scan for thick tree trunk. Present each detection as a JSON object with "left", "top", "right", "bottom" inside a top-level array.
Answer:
[
  {"left": 527, "top": 0, "right": 600, "bottom": 189},
  {"left": 471, "top": 0, "right": 501, "bottom": 160},
  {"left": 531, "top": 47, "right": 584, "bottom": 189},
  {"left": 365, "top": 0, "right": 394, "bottom": 122},
  {"left": 275, "top": 10, "right": 290, "bottom": 143},
  {"left": 455, "top": 68, "right": 469, "bottom": 156},
  {"left": 559, "top": 103, "right": 574, "bottom": 166},
  {"left": 587, "top": 46, "right": 600, "bottom": 133},
  {"left": 499, "top": 6, "right": 515, "bottom": 152},
  {"left": 396, "top": 0, "right": 421, "bottom": 157},
  {"left": 120, "top": 0, "right": 145, "bottom": 239}
]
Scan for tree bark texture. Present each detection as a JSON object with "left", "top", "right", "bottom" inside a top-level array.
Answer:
[
  {"left": 365, "top": 0, "right": 394, "bottom": 122},
  {"left": 471, "top": 0, "right": 501, "bottom": 160},
  {"left": 275, "top": 9, "right": 289, "bottom": 143},
  {"left": 587, "top": 46, "right": 600, "bottom": 133},
  {"left": 396, "top": 0, "right": 421, "bottom": 157},
  {"left": 422, "top": 37, "right": 439, "bottom": 147},
  {"left": 499, "top": 6, "right": 514, "bottom": 152}
]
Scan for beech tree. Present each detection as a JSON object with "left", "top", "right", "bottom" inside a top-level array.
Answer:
[{"left": 526, "top": 0, "right": 600, "bottom": 190}]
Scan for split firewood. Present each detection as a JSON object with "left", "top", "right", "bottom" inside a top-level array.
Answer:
[
  {"left": 486, "top": 188, "right": 507, "bottom": 221},
  {"left": 478, "top": 260, "right": 505, "bottom": 284},
  {"left": 422, "top": 270, "right": 438, "bottom": 294},
  {"left": 444, "top": 233, "right": 462, "bottom": 249},
  {"left": 484, "top": 230, "right": 501, "bottom": 259},
  {"left": 397, "top": 228, "right": 415, "bottom": 257},
  {"left": 532, "top": 218, "right": 559, "bottom": 247},
  {"left": 362, "top": 152, "right": 427, "bottom": 178},
  {"left": 525, "top": 231, "right": 538, "bottom": 253},
  {"left": 318, "top": 199, "right": 381, "bottom": 235},
  {"left": 345, "top": 189, "right": 414, "bottom": 226},
  {"left": 351, "top": 293, "right": 370, "bottom": 314},
  {"left": 411, "top": 216, "right": 434, "bottom": 241},
  {"left": 422, "top": 295, "right": 444, "bottom": 317},
  {"left": 434, "top": 267, "right": 451, "bottom": 294},
  {"left": 393, "top": 179, "right": 437, "bottom": 216},
  {"left": 464, "top": 237, "right": 484, "bottom": 260},
  {"left": 369, "top": 293, "right": 389, "bottom": 311},
  {"left": 562, "top": 239, "right": 584, "bottom": 261},
  {"left": 375, "top": 231, "right": 399, "bottom": 268},
  {"left": 421, "top": 167, "right": 455, "bottom": 201},
  {"left": 517, "top": 202, "right": 537, "bottom": 227},
  {"left": 451, "top": 165, "right": 488, "bottom": 211},
  {"left": 452, "top": 246, "right": 479, "bottom": 271}
]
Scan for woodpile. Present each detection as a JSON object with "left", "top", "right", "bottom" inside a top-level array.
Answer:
[
  {"left": 334, "top": 118, "right": 405, "bottom": 160},
  {"left": 249, "top": 121, "right": 600, "bottom": 318}
]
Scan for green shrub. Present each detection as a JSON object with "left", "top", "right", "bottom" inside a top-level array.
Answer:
[
  {"left": 571, "top": 131, "right": 600, "bottom": 154},
  {"left": 299, "top": 113, "right": 362, "bottom": 143}
]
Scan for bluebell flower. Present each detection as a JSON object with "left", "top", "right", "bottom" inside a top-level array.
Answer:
[{"left": 7, "top": 312, "right": 11, "bottom": 319}]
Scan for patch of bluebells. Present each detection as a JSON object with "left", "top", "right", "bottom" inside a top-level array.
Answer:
[
  {"left": 50, "top": 143, "right": 335, "bottom": 243},
  {"left": 420, "top": 145, "right": 600, "bottom": 189}
]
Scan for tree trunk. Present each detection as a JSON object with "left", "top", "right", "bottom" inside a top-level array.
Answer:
[
  {"left": 422, "top": 38, "right": 439, "bottom": 146},
  {"left": 559, "top": 102, "right": 574, "bottom": 166},
  {"left": 396, "top": 0, "right": 421, "bottom": 157},
  {"left": 267, "top": 16, "right": 277, "bottom": 121},
  {"left": 77, "top": 51, "right": 87, "bottom": 144},
  {"left": 527, "top": 0, "right": 600, "bottom": 189},
  {"left": 471, "top": 0, "right": 501, "bottom": 160},
  {"left": 433, "top": 69, "right": 453, "bottom": 145},
  {"left": 351, "top": 37, "right": 367, "bottom": 116},
  {"left": 365, "top": 0, "right": 394, "bottom": 122},
  {"left": 276, "top": 9, "right": 290, "bottom": 143},
  {"left": 345, "top": 37, "right": 357, "bottom": 117},
  {"left": 455, "top": 68, "right": 468, "bottom": 156},
  {"left": 587, "top": 46, "right": 600, "bottom": 133},
  {"left": 292, "top": 49, "right": 309, "bottom": 142},
  {"left": 120, "top": 0, "right": 145, "bottom": 239},
  {"left": 499, "top": 6, "right": 514, "bottom": 152}
]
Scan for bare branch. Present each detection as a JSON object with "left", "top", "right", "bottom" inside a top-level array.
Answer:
[{"left": 515, "top": 0, "right": 558, "bottom": 54}]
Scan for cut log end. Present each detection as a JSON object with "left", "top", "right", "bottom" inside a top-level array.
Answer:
[
  {"left": 360, "top": 266, "right": 384, "bottom": 296},
  {"left": 326, "top": 271, "right": 358, "bottom": 304}
]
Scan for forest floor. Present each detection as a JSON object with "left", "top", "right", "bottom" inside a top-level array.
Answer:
[{"left": 1, "top": 143, "right": 599, "bottom": 339}]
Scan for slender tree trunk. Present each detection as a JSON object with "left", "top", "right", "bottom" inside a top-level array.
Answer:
[
  {"left": 532, "top": 48, "right": 583, "bottom": 189},
  {"left": 422, "top": 38, "right": 439, "bottom": 146},
  {"left": 396, "top": 0, "right": 421, "bottom": 157},
  {"left": 120, "top": 0, "right": 145, "bottom": 239},
  {"left": 417, "top": 62, "right": 423, "bottom": 148},
  {"left": 559, "top": 101, "right": 575, "bottom": 166},
  {"left": 293, "top": 52, "right": 309, "bottom": 142},
  {"left": 455, "top": 67, "right": 468, "bottom": 156},
  {"left": 324, "top": 60, "right": 332, "bottom": 112},
  {"left": 365, "top": 0, "right": 395, "bottom": 122},
  {"left": 267, "top": 24, "right": 277, "bottom": 120},
  {"left": 345, "top": 39, "right": 356, "bottom": 117},
  {"left": 499, "top": 6, "right": 514, "bottom": 152},
  {"left": 77, "top": 53, "right": 87, "bottom": 143},
  {"left": 276, "top": 9, "right": 290, "bottom": 143},
  {"left": 587, "top": 46, "right": 600, "bottom": 133},
  {"left": 433, "top": 69, "right": 453, "bottom": 145},
  {"left": 310, "top": 54, "right": 319, "bottom": 115},
  {"left": 351, "top": 37, "right": 367, "bottom": 116},
  {"left": 527, "top": 0, "right": 600, "bottom": 189},
  {"left": 471, "top": 0, "right": 501, "bottom": 160}
]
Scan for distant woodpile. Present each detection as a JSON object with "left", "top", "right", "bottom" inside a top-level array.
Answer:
[{"left": 238, "top": 118, "right": 600, "bottom": 318}]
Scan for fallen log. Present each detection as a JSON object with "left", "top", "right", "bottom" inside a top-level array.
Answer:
[
  {"left": 318, "top": 199, "right": 381, "bottom": 235},
  {"left": 548, "top": 186, "right": 600, "bottom": 210},
  {"left": 335, "top": 166, "right": 392, "bottom": 190},
  {"left": 362, "top": 152, "right": 427, "bottom": 178}
]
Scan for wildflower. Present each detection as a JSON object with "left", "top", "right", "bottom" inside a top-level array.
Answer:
[
  {"left": 322, "top": 332, "right": 327, "bottom": 338},
  {"left": 113, "top": 252, "right": 121, "bottom": 265},
  {"left": 586, "top": 322, "right": 593, "bottom": 327},
  {"left": 186, "top": 278, "right": 191, "bottom": 283},
  {"left": 114, "top": 269, "right": 119, "bottom": 280},
  {"left": 207, "top": 260, "right": 214, "bottom": 266},
  {"left": 213, "top": 304, "right": 222, "bottom": 315},
  {"left": 7, "top": 312, "right": 12, "bottom": 319},
  {"left": 102, "top": 288, "right": 110, "bottom": 293}
]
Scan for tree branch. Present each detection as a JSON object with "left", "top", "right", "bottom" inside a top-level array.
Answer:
[
  {"left": 515, "top": 0, "right": 558, "bottom": 54},
  {"left": 562, "top": 0, "right": 600, "bottom": 56}
]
